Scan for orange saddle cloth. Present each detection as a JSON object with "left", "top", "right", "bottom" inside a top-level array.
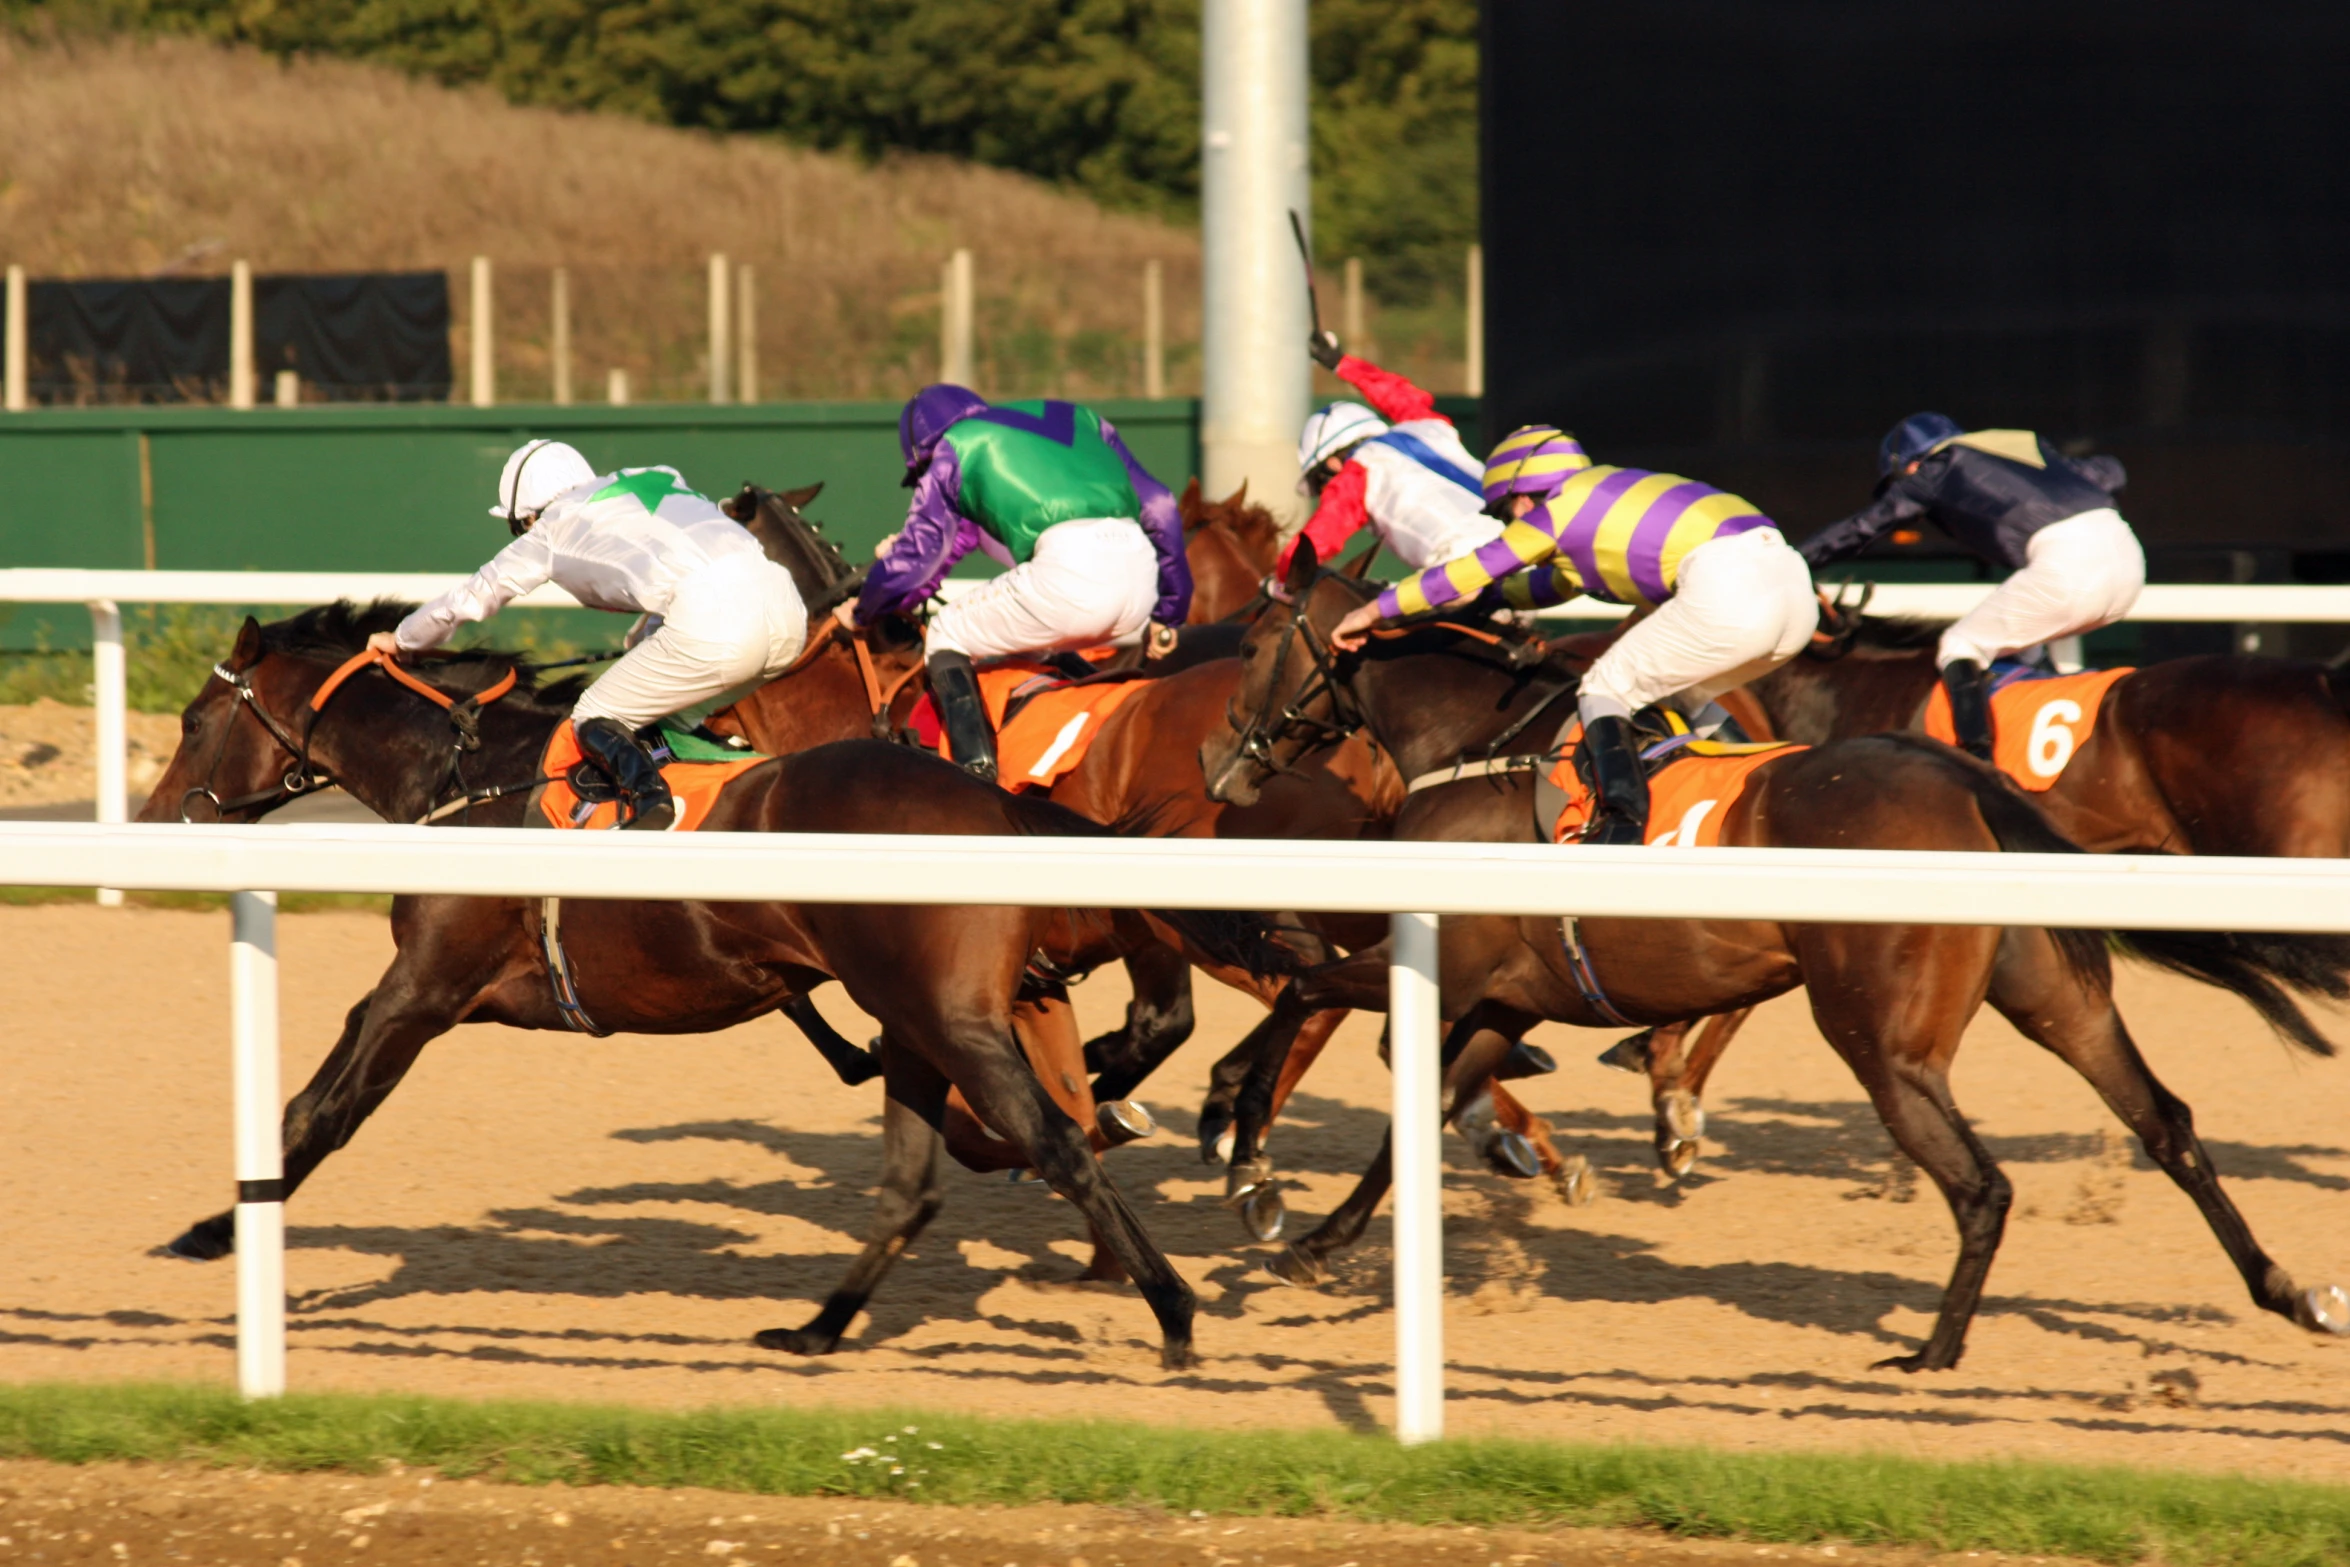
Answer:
[
  {"left": 1546, "top": 723, "right": 1801, "bottom": 847},
  {"left": 1924, "top": 666, "right": 2133, "bottom": 790},
  {"left": 534, "top": 722, "right": 772, "bottom": 831},
  {"left": 909, "top": 660, "right": 1148, "bottom": 791}
]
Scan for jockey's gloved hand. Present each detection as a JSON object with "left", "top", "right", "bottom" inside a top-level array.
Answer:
[
  {"left": 1308, "top": 328, "right": 1346, "bottom": 370},
  {"left": 1145, "top": 621, "right": 1179, "bottom": 661}
]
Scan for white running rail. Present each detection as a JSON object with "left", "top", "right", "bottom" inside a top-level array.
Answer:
[{"left": 2, "top": 820, "right": 2346, "bottom": 1439}]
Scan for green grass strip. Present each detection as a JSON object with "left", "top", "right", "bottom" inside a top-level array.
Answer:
[{"left": 1, "top": 1383, "right": 2346, "bottom": 1564}]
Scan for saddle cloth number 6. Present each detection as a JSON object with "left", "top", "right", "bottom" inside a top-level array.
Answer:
[{"left": 2026, "top": 697, "right": 2083, "bottom": 780}]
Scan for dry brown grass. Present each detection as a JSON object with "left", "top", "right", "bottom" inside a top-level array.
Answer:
[{"left": 0, "top": 33, "right": 1206, "bottom": 401}]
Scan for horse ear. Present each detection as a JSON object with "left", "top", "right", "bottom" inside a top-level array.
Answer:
[
  {"left": 1179, "top": 476, "right": 1204, "bottom": 532},
  {"left": 1284, "top": 535, "right": 1320, "bottom": 596},
  {"left": 229, "top": 615, "right": 263, "bottom": 670},
  {"left": 777, "top": 481, "right": 824, "bottom": 511},
  {"left": 1228, "top": 477, "right": 1250, "bottom": 507},
  {"left": 722, "top": 484, "right": 760, "bottom": 522}
]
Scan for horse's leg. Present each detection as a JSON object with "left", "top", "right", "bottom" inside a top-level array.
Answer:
[
  {"left": 1990, "top": 928, "right": 2350, "bottom": 1338},
  {"left": 951, "top": 1028, "right": 1199, "bottom": 1369},
  {"left": 755, "top": 1053, "right": 948, "bottom": 1356},
  {"left": 1650, "top": 1006, "right": 1758, "bottom": 1178},
  {"left": 1803, "top": 926, "right": 2013, "bottom": 1373},
  {"left": 1085, "top": 945, "right": 1196, "bottom": 1097},
  {"left": 780, "top": 993, "right": 882, "bottom": 1087}
]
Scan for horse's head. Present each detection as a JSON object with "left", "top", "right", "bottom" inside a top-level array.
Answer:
[
  {"left": 724, "top": 481, "right": 867, "bottom": 614},
  {"left": 1200, "top": 539, "right": 1376, "bottom": 806},
  {"left": 138, "top": 600, "right": 539, "bottom": 825}
]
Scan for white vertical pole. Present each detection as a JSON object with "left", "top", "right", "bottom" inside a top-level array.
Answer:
[
  {"left": 551, "top": 267, "right": 573, "bottom": 407},
  {"left": 3, "top": 264, "right": 25, "bottom": 412},
  {"left": 606, "top": 367, "right": 630, "bottom": 406},
  {"left": 707, "top": 253, "right": 732, "bottom": 405},
  {"left": 940, "top": 249, "right": 975, "bottom": 386},
  {"left": 1143, "top": 259, "right": 1166, "bottom": 398},
  {"left": 1389, "top": 909, "right": 1445, "bottom": 1445},
  {"left": 232, "top": 890, "right": 285, "bottom": 1399},
  {"left": 229, "top": 261, "right": 255, "bottom": 410},
  {"left": 1201, "top": 0, "right": 1310, "bottom": 522},
  {"left": 1464, "top": 244, "right": 1485, "bottom": 399},
  {"left": 1343, "top": 256, "right": 1365, "bottom": 344},
  {"left": 272, "top": 369, "right": 300, "bottom": 408},
  {"left": 90, "top": 600, "right": 125, "bottom": 908},
  {"left": 737, "top": 263, "right": 758, "bottom": 404},
  {"left": 469, "top": 256, "right": 495, "bottom": 408}
]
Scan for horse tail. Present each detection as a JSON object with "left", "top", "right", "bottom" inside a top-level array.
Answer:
[
  {"left": 1936, "top": 736, "right": 2342, "bottom": 1057},
  {"left": 1000, "top": 791, "right": 1303, "bottom": 980}
]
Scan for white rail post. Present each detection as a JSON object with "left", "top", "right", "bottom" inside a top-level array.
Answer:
[
  {"left": 231, "top": 890, "right": 286, "bottom": 1398},
  {"left": 737, "top": 262, "right": 758, "bottom": 404},
  {"left": 551, "top": 266, "right": 573, "bottom": 406},
  {"left": 1201, "top": 0, "right": 1311, "bottom": 522},
  {"left": 707, "top": 252, "right": 732, "bottom": 405},
  {"left": 469, "top": 257, "right": 495, "bottom": 408},
  {"left": 1143, "top": 258, "right": 1166, "bottom": 398},
  {"left": 229, "top": 262, "right": 256, "bottom": 410},
  {"left": 1464, "top": 244, "right": 1484, "bottom": 398},
  {"left": 273, "top": 369, "right": 300, "bottom": 408},
  {"left": 1343, "top": 255, "right": 1365, "bottom": 347},
  {"left": 606, "top": 367, "right": 630, "bottom": 406},
  {"left": 940, "top": 248, "right": 975, "bottom": 386},
  {"left": 1388, "top": 909, "right": 1445, "bottom": 1444},
  {"left": 90, "top": 599, "right": 125, "bottom": 907},
  {"left": 3, "top": 263, "right": 25, "bottom": 411}
]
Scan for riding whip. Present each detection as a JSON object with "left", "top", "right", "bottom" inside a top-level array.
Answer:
[{"left": 1288, "top": 209, "right": 1323, "bottom": 335}]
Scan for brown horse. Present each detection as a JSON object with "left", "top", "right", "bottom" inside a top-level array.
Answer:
[
  {"left": 1613, "top": 612, "right": 2350, "bottom": 1177},
  {"left": 1195, "top": 546, "right": 2350, "bottom": 1372},
  {"left": 140, "top": 602, "right": 1291, "bottom": 1369},
  {"left": 1180, "top": 478, "right": 1287, "bottom": 624}
]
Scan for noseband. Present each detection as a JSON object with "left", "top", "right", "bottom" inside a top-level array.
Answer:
[
  {"left": 1219, "top": 592, "right": 1367, "bottom": 784},
  {"left": 180, "top": 646, "right": 518, "bottom": 823}
]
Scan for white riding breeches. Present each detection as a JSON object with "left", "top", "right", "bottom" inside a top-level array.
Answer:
[
  {"left": 926, "top": 516, "right": 1159, "bottom": 660},
  {"left": 1578, "top": 527, "right": 1820, "bottom": 723},
  {"left": 1937, "top": 508, "right": 2144, "bottom": 670},
  {"left": 570, "top": 557, "right": 808, "bottom": 729}
]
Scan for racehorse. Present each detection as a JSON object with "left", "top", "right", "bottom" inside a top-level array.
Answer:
[
  {"left": 1193, "top": 545, "right": 2350, "bottom": 1372},
  {"left": 139, "top": 602, "right": 1292, "bottom": 1369},
  {"left": 1179, "top": 478, "right": 1286, "bottom": 624},
  {"left": 1611, "top": 611, "right": 2350, "bottom": 1178}
]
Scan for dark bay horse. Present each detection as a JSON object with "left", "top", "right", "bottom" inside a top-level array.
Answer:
[
  {"left": 140, "top": 602, "right": 1292, "bottom": 1369},
  {"left": 1614, "top": 613, "right": 2350, "bottom": 1177},
  {"left": 1194, "top": 547, "right": 2350, "bottom": 1372}
]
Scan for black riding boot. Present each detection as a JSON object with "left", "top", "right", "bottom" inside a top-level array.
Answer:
[
  {"left": 1940, "top": 660, "right": 1995, "bottom": 762},
  {"left": 1577, "top": 714, "right": 1651, "bottom": 847},
  {"left": 926, "top": 651, "right": 999, "bottom": 782},
  {"left": 574, "top": 717, "right": 677, "bottom": 830}
]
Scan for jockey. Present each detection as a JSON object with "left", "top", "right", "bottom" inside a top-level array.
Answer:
[
  {"left": 1797, "top": 413, "right": 2143, "bottom": 761},
  {"left": 1329, "top": 427, "right": 1818, "bottom": 845},
  {"left": 846, "top": 384, "right": 1190, "bottom": 782},
  {"left": 368, "top": 439, "right": 808, "bottom": 830},
  {"left": 1275, "top": 328, "right": 1499, "bottom": 581}
]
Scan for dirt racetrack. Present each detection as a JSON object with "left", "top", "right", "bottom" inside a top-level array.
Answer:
[{"left": 5, "top": 904, "right": 2349, "bottom": 1482}]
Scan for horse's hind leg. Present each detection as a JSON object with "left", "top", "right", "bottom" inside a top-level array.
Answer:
[
  {"left": 757, "top": 1060, "right": 947, "bottom": 1356},
  {"left": 781, "top": 993, "right": 881, "bottom": 1087},
  {"left": 1085, "top": 945, "right": 1196, "bottom": 1098},
  {"left": 1652, "top": 1006, "right": 1757, "bottom": 1178},
  {"left": 1990, "top": 928, "right": 2350, "bottom": 1337}
]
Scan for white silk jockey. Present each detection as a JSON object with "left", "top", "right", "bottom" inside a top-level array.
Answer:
[{"left": 375, "top": 440, "right": 808, "bottom": 828}]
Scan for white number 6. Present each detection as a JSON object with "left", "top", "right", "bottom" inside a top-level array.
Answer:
[{"left": 2026, "top": 697, "right": 2083, "bottom": 778}]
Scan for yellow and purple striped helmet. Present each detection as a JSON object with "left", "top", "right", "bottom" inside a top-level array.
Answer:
[{"left": 1481, "top": 424, "right": 1591, "bottom": 504}]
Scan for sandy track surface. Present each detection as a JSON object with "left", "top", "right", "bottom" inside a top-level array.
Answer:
[
  {"left": 4, "top": 906, "right": 2348, "bottom": 1480},
  {"left": 0, "top": 703, "right": 180, "bottom": 809},
  {"left": 0, "top": 1458, "right": 2081, "bottom": 1567}
]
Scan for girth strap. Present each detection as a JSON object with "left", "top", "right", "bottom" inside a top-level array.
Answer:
[
  {"left": 538, "top": 897, "right": 612, "bottom": 1037},
  {"left": 1557, "top": 916, "right": 1633, "bottom": 1027}
]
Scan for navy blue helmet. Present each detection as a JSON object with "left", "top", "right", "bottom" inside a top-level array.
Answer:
[{"left": 1878, "top": 412, "right": 1963, "bottom": 478}]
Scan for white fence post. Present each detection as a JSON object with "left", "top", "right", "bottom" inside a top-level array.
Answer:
[
  {"left": 1464, "top": 244, "right": 1484, "bottom": 399},
  {"left": 1388, "top": 909, "right": 1445, "bottom": 1444},
  {"left": 607, "top": 367, "right": 630, "bottom": 406},
  {"left": 737, "top": 263, "right": 758, "bottom": 404},
  {"left": 551, "top": 267, "right": 573, "bottom": 407},
  {"left": 1343, "top": 256, "right": 1366, "bottom": 346},
  {"left": 940, "top": 249, "right": 975, "bottom": 387},
  {"left": 229, "top": 262, "right": 256, "bottom": 411},
  {"left": 708, "top": 253, "right": 733, "bottom": 405},
  {"left": 273, "top": 369, "right": 300, "bottom": 409},
  {"left": 469, "top": 257, "right": 495, "bottom": 408},
  {"left": 90, "top": 599, "right": 125, "bottom": 907},
  {"left": 3, "top": 264, "right": 25, "bottom": 412},
  {"left": 231, "top": 889, "right": 285, "bottom": 1399}
]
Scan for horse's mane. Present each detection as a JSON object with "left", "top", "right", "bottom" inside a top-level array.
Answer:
[
  {"left": 1828, "top": 614, "right": 1947, "bottom": 655},
  {"left": 262, "top": 599, "right": 590, "bottom": 707},
  {"left": 1181, "top": 478, "right": 1284, "bottom": 560}
]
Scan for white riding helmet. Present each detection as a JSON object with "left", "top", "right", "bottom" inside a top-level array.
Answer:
[
  {"left": 489, "top": 439, "right": 598, "bottom": 523},
  {"left": 1295, "top": 402, "right": 1390, "bottom": 493}
]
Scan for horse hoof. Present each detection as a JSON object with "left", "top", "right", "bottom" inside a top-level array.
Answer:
[
  {"left": 2299, "top": 1284, "right": 2350, "bottom": 1336},
  {"left": 1199, "top": 1114, "right": 1234, "bottom": 1166},
  {"left": 1596, "top": 1030, "right": 1654, "bottom": 1075},
  {"left": 1661, "top": 1138, "right": 1700, "bottom": 1180},
  {"left": 161, "top": 1219, "right": 234, "bottom": 1261},
  {"left": 1662, "top": 1089, "right": 1706, "bottom": 1142},
  {"left": 754, "top": 1326, "right": 836, "bottom": 1356},
  {"left": 1239, "top": 1184, "right": 1287, "bottom": 1243},
  {"left": 1552, "top": 1154, "right": 1599, "bottom": 1208},
  {"left": 1499, "top": 1040, "right": 1558, "bottom": 1079},
  {"left": 1159, "top": 1340, "right": 1199, "bottom": 1372},
  {"left": 1481, "top": 1130, "right": 1542, "bottom": 1181},
  {"left": 1097, "top": 1099, "right": 1158, "bottom": 1147},
  {"left": 1869, "top": 1350, "right": 1943, "bottom": 1374},
  {"left": 1224, "top": 1157, "right": 1273, "bottom": 1203},
  {"left": 836, "top": 1050, "right": 883, "bottom": 1087},
  {"left": 1265, "top": 1245, "right": 1327, "bottom": 1287}
]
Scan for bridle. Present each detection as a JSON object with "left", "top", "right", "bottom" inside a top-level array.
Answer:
[{"left": 180, "top": 645, "right": 519, "bottom": 823}]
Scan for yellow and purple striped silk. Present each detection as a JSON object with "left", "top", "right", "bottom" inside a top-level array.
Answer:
[{"left": 1375, "top": 464, "right": 1774, "bottom": 617}]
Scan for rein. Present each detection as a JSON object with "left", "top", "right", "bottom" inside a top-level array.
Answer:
[{"left": 183, "top": 646, "right": 523, "bottom": 824}]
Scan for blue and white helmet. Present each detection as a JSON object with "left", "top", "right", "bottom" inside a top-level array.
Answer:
[{"left": 1295, "top": 402, "right": 1390, "bottom": 493}]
